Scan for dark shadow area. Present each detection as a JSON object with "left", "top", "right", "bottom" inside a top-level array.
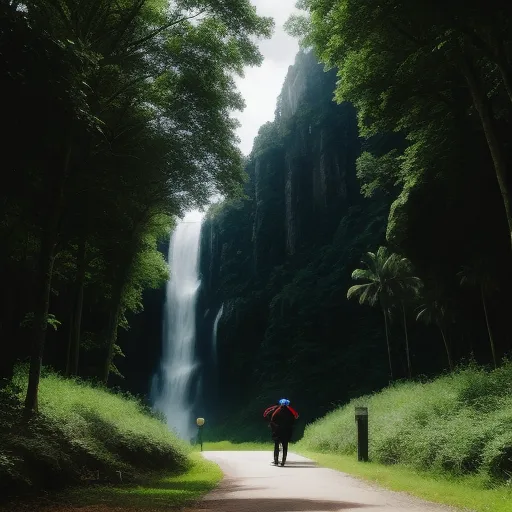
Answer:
[
  {"left": 202, "top": 497, "right": 374, "bottom": 511},
  {"left": 144, "top": 480, "right": 224, "bottom": 492},
  {"left": 280, "top": 465, "right": 319, "bottom": 469}
]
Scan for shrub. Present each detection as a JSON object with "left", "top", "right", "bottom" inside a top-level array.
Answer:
[
  {"left": 299, "top": 362, "right": 512, "bottom": 481},
  {"left": 0, "top": 369, "right": 190, "bottom": 499}
]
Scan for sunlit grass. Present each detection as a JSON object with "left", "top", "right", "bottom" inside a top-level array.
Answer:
[
  {"left": 31, "top": 373, "right": 190, "bottom": 469},
  {"left": 197, "top": 440, "right": 271, "bottom": 451},
  {"left": 2, "top": 369, "right": 190, "bottom": 496},
  {"left": 298, "top": 363, "right": 512, "bottom": 479},
  {"left": 293, "top": 363, "right": 512, "bottom": 512},
  {"left": 46, "top": 454, "right": 222, "bottom": 511}
]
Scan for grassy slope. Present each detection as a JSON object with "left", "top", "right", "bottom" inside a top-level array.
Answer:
[
  {"left": 1, "top": 371, "right": 225, "bottom": 511},
  {"left": 35, "top": 372, "right": 190, "bottom": 471},
  {"left": 5, "top": 364, "right": 512, "bottom": 511},
  {"left": 1, "top": 371, "right": 189, "bottom": 499},
  {"left": 299, "top": 364, "right": 512, "bottom": 479},
  {"left": 295, "top": 363, "right": 512, "bottom": 512}
]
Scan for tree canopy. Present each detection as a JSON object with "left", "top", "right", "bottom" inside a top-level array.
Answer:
[{"left": 0, "top": 0, "right": 272, "bottom": 414}]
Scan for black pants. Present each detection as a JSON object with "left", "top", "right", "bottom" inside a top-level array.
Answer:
[{"left": 274, "top": 439, "right": 289, "bottom": 463}]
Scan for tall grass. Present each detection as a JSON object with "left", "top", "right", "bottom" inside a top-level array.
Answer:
[
  {"left": 35, "top": 372, "right": 189, "bottom": 471},
  {"left": 299, "top": 362, "right": 512, "bottom": 482},
  {"left": 1, "top": 369, "right": 190, "bottom": 498}
]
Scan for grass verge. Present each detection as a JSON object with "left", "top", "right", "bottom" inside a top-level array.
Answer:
[
  {"left": 299, "top": 364, "right": 512, "bottom": 481},
  {"left": 197, "top": 441, "right": 271, "bottom": 451},
  {"left": 3, "top": 454, "right": 222, "bottom": 512},
  {"left": 296, "top": 450, "right": 512, "bottom": 512},
  {"left": 1, "top": 369, "right": 189, "bottom": 498}
]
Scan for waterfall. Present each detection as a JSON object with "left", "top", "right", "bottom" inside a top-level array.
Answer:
[
  {"left": 152, "top": 215, "right": 202, "bottom": 439},
  {"left": 212, "top": 304, "right": 224, "bottom": 361}
]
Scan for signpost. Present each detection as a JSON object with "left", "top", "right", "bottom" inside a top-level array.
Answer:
[
  {"left": 196, "top": 417, "right": 205, "bottom": 451},
  {"left": 355, "top": 407, "right": 368, "bottom": 462}
]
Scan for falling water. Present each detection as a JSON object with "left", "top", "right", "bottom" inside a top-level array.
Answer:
[
  {"left": 152, "top": 215, "right": 202, "bottom": 439},
  {"left": 212, "top": 304, "right": 224, "bottom": 362}
]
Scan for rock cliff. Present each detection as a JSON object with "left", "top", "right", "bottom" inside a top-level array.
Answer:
[{"left": 196, "top": 51, "right": 392, "bottom": 435}]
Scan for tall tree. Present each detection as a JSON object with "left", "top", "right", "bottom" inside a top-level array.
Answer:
[
  {"left": 347, "top": 247, "right": 420, "bottom": 379},
  {"left": 393, "top": 257, "right": 422, "bottom": 379},
  {"left": 286, "top": 0, "right": 512, "bottom": 252},
  {"left": 458, "top": 262, "right": 499, "bottom": 368},
  {"left": 7, "top": 0, "right": 273, "bottom": 415},
  {"left": 416, "top": 292, "right": 454, "bottom": 371}
]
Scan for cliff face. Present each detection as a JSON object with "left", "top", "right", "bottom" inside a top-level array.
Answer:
[{"left": 197, "top": 52, "right": 392, "bottom": 435}]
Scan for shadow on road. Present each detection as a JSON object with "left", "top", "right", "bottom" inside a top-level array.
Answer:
[
  {"left": 201, "top": 497, "right": 374, "bottom": 511},
  {"left": 280, "top": 461, "right": 318, "bottom": 468}
]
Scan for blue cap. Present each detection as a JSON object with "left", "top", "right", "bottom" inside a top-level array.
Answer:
[{"left": 279, "top": 398, "right": 290, "bottom": 406}]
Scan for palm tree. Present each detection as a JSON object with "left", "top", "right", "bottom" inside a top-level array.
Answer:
[
  {"left": 458, "top": 262, "right": 498, "bottom": 368},
  {"left": 416, "top": 293, "right": 453, "bottom": 371},
  {"left": 347, "top": 247, "right": 421, "bottom": 380},
  {"left": 392, "top": 256, "right": 422, "bottom": 378}
]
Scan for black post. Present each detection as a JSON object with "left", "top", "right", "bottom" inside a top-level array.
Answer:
[{"left": 355, "top": 406, "right": 369, "bottom": 462}]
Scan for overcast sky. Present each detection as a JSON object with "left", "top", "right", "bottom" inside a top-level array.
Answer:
[{"left": 234, "top": 0, "right": 299, "bottom": 155}]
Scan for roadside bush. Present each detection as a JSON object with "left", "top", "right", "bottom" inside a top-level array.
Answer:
[
  {"left": 0, "top": 369, "right": 190, "bottom": 500},
  {"left": 299, "top": 363, "right": 512, "bottom": 481}
]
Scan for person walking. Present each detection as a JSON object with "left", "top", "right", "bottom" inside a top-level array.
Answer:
[{"left": 263, "top": 398, "right": 299, "bottom": 466}]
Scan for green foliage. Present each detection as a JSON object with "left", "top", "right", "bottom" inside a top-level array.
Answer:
[
  {"left": 20, "top": 313, "right": 61, "bottom": 332},
  {"left": 281, "top": 0, "right": 512, "bottom": 387},
  {"left": 55, "top": 454, "right": 222, "bottom": 510},
  {"left": 286, "top": 0, "right": 512, "bottom": 259},
  {"left": 347, "top": 246, "right": 421, "bottom": 378},
  {"left": 0, "top": 369, "right": 190, "bottom": 497},
  {"left": 299, "top": 362, "right": 512, "bottom": 482},
  {"left": 298, "top": 451, "right": 512, "bottom": 512},
  {"left": 347, "top": 247, "right": 420, "bottom": 309},
  {"left": 251, "top": 122, "right": 283, "bottom": 158},
  {"left": 1, "top": 0, "right": 275, "bottom": 396},
  {"left": 121, "top": 216, "right": 172, "bottom": 317},
  {"left": 356, "top": 150, "right": 401, "bottom": 198}
]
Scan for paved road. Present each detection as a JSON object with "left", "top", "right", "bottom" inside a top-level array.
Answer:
[{"left": 197, "top": 451, "right": 456, "bottom": 512}]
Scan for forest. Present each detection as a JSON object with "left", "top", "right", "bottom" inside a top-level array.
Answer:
[
  {"left": 199, "top": 0, "right": 512, "bottom": 434},
  {"left": 0, "top": 0, "right": 271, "bottom": 412},
  {"left": 2, "top": 0, "right": 512, "bottom": 507}
]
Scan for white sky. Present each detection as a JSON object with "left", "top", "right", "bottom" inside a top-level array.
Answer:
[{"left": 234, "top": 0, "right": 299, "bottom": 155}]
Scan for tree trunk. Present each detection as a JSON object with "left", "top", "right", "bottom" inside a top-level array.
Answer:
[
  {"left": 382, "top": 304, "right": 393, "bottom": 380},
  {"left": 102, "top": 279, "right": 125, "bottom": 385},
  {"left": 68, "top": 239, "right": 87, "bottom": 376},
  {"left": 23, "top": 143, "right": 71, "bottom": 418},
  {"left": 455, "top": 27, "right": 512, "bottom": 107},
  {"left": 100, "top": 214, "right": 149, "bottom": 384},
  {"left": 439, "top": 325, "right": 453, "bottom": 371},
  {"left": 23, "top": 233, "right": 57, "bottom": 416},
  {"left": 481, "top": 285, "right": 497, "bottom": 369},
  {"left": 461, "top": 47, "right": 512, "bottom": 252},
  {"left": 65, "top": 309, "right": 74, "bottom": 376},
  {"left": 496, "top": 58, "right": 512, "bottom": 107},
  {"left": 402, "top": 302, "right": 412, "bottom": 379}
]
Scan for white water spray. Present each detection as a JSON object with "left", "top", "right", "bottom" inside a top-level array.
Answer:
[
  {"left": 212, "top": 304, "right": 224, "bottom": 361},
  {"left": 152, "top": 216, "right": 202, "bottom": 439}
]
